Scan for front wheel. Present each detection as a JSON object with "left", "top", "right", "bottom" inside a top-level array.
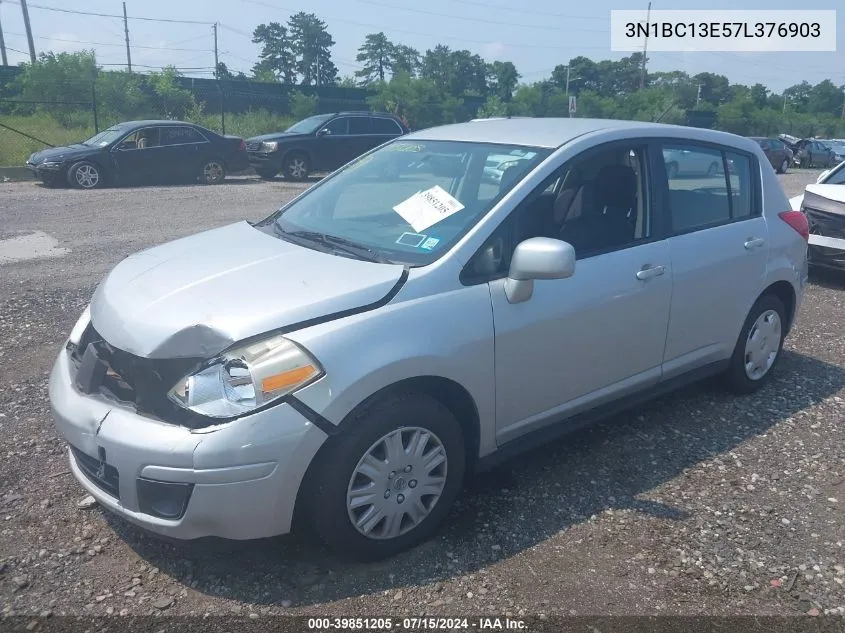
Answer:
[
  {"left": 723, "top": 294, "right": 786, "bottom": 394},
  {"left": 305, "top": 392, "right": 466, "bottom": 560},
  {"left": 778, "top": 158, "right": 789, "bottom": 174},
  {"left": 283, "top": 152, "right": 310, "bottom": 181},
  {"left": 200, "top": 159, "right": 226, "bottom": 184},
  {"left": 68, "top": 161, "right": 103, "bottom": 189}
]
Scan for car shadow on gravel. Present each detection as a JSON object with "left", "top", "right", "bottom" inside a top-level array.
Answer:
[{"left": 105, "top": 349, "right": 845, "bottom": 608}]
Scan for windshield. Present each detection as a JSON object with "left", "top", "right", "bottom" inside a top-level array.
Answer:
[
  {"left": 256, "top": 139, "right": 550, "bottom": 265},
  {"left": 285, "top": 114, "right": 334, "bottom": 135},
  {"left": 83, "top": 127, "right": 127, "bottom": 147}
]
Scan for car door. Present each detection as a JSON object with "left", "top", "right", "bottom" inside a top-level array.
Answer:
[
  {"left": 369, "top": 116, "right": 404, "bottom": 149},
  {"left": 158, "top": 125, "right": 210, "bottom": 181},
  {"left": 314, "top": 116, "right": 351, "bottom": 171},
  {"left": 112, "top": 127, "right": 162, "bottom": 184},
  {"left": 659, "top": 142, "right": 767, "bottom": 379},
  {"left": 484, "top": 141, "right": 673, "bottom": 444},
  {"left": 346, "top": 115, "right": 380, "bottom": 161}
]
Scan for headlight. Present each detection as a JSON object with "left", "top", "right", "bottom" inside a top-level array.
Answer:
[
  {"left": 40, "top": 161, "right": 63, "bottom": 169},
  {"left": 261, "top": 141, "right": 279, "bottom": 152},
  {"left": 68, "top": 305, "right": 91, "bottom": 347},
  {"left": 167, "top": 334, "right": 323, "bottom": 418}
]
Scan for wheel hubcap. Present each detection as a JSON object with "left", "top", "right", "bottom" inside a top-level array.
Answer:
[
  {"left": 76, "top": 165, "right": 99, "bottom": 188},
  {"left": 744, "top": 309, "right": 782, "bottom": 380},
  {"left": 289, "top": 158, "right": 306, "bottom": 178},
  {"left": 204, "top": 162, "right": 223, "bottom": 182},
  {"left": 346, "top": 427, "right": 448, "bottom": 540}
]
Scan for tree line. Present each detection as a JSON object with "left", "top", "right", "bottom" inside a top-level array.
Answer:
[{"left": 3, "top": 10, "right": 844, "bottom": 139}]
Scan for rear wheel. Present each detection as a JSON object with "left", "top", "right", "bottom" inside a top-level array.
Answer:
[
  {"left": 68, "top": 161, "right": 103, "bottom": 189},
  {"left": 200, "top": 159, "right": 226, "bottom": 184},
  {"left": 305, "top": 392, "right": 466, "bottom": 560},
  {"left": 723, "top": 294, "right": 786, "bottom": 394},
  {"left": 283, "top": 152, "right": 310, "bottom": 181}
]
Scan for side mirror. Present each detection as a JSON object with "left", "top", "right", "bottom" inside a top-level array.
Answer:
[
  {"left": 817, "top": 170, "right": 830, "bottom": 183},
  {"left": 316, "top": 128, "right": 330, "bottom": 137},
  {"left": 504, "top": 237, "right": 576, "bottom": 304}
]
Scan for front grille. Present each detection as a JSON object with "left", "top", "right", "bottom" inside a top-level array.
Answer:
[
  {"left": 70, "top": 446, "right": 120, "bottom": 499},
  {"left": 69, "top": 323, "right": 205, "bottom": 427},
  {"left": 246, "top": 141, "right": 262, "bottom": 151},
  {"left": 805, "top": 207, "right": 845, "bottom": 241}
]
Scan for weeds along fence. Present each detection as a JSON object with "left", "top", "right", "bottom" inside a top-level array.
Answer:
[{"left": 0, "top": 66, "right": 375, "bottom": 166}]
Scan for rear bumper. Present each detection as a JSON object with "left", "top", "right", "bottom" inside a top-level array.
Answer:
[
  {"left": 808, "top": 234, "right": 845, "bottom": 270},
  {"left": 227, "top": 153, "right": 250, "bottom": 173},
  {"left": 49, "top": 349, "right": 328, "bottom": 540}
]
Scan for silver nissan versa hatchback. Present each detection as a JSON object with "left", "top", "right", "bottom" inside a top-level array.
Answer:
[{"left": 50, "top": 118, "right": 809, "bottom": 559}]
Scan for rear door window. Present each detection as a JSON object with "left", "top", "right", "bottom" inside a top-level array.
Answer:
[
  {"left": 372, "top": 117, "right": 403, "bottom": 135},
  {"left": 661, "top": 143, "right": 757, "bottom": 233},
  {"left": 160, "top": 126, "right": 205, "bottom": 145},
  {"left": 348, "top": 117, "right": 371, "bottom": 135}
]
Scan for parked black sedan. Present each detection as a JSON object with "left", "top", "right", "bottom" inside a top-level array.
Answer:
[
  {"left": 246, "top": 111, "right": 409, "bottom": 181},
  {"left": 26, "top": 120, "right": 249, "bottom": 189}
]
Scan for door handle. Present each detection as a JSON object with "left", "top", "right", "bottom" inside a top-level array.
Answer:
[
  {"left": 636, "top": 265, "right": 665, "bottom": 280},
  {"left": 744, "top": 237, "right": 765, "bottom": 250}
]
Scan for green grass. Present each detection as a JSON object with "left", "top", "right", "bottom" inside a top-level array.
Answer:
[{"left": 0, "top": 109, "right": 296, "bottom": 166}]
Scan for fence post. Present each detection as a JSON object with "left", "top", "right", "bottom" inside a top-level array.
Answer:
[{"left": 91, "top": 82, "right": 99, "bottom": 133}]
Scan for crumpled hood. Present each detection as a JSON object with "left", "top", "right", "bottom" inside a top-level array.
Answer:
[
  {"left": 29, "top": 144, "right": 92, "bottom": 164},
  {"left": 90, "top": 221, "right": 405, "bottom": 359}
]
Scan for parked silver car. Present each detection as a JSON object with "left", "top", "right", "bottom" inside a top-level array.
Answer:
[{"left": 50, "top": 118, "right": 809, "bottom": 559}]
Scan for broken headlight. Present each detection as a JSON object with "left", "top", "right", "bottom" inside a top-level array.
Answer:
[
  {"left": 167, "top": 334, "right": 323, "bottom": 419},
  {"left": 68, "top": 305, "right": 92, "bottom": 347}
]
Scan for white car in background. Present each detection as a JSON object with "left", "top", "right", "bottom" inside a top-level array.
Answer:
[{"left": 790, "top": 161, "right": 845, "bottom": 210}]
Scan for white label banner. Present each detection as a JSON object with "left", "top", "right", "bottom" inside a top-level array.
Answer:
[{"left": 610, "top": 10, "right": 836, "bottom": 52}]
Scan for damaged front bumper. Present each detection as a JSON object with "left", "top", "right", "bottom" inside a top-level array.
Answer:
[{"left": 48, "top": 349, "right": 328, "bottom": 540}]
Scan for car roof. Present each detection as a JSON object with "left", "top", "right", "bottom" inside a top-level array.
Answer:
[
  {"left": 405, "top": 117, "right": 759, "bottom": 151},
  {"left": 329, "top": 111, "right": 401, "bottom": 119},
  {"left": 111, "top": 120, "right": 202, "bottom": 129}
]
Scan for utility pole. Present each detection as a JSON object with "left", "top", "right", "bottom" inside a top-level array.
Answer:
[
  {"left": 212, "top": 22, "right": 218, "bottom": 78},
  {"left": 696, "top": 84, "right": 702, "bottom": 107},
  {"left": 122, "top": 2, "right": 132, "bottom": 73},
  {"left": 840, "top": 88, "right": 845, "bottom": 118},
  {"left": 316, "top": 55, "right": 320, "bottom": 87},
  {"left": 0, "top": 1, "right": 8, "bottom": 66},
  {"left": 565, "top": 65, "right": 571, "bottom": 118},
  {"left": 19, "top": 0, "right": 36, "bottom": 64},
  {"left": 640, "top": 1, "right": 651, "bottom": 90}
]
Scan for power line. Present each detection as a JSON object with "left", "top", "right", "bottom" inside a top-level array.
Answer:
[
  {"left": 240, "top": 0, "right": 611, "bottom": 51},
  {"left": 4, "top": 31, "right": 208, "bottom": 51},
  {"left": 448, "top": 0, "right": 606, "bottom": 20},
  {"left": 4, "top": 1, "right": 214, "bottom": 25},
  {"left": 356, "top": 0, "right": 610, "bottom": 32}
]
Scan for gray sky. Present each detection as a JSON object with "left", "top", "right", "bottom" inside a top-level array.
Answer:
[{"left": 0, "top": 0, "right": 842, "bottom": 92}]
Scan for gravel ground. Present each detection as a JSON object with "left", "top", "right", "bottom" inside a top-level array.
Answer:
[{"left": 0, "top": 169, "right": 843, "bottom": 619}]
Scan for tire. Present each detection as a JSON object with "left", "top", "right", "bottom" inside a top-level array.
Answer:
[
  {"left": 778, "top": 158, "right": 789, "bottom": 174},
  {"left": 305, "top": 391, "right": 466, "bottom": 560},
  {"left": 67, "top": 161, "right": 103, "bottom": 189},
  {"left": 723, "top": 294, "right": 787, "bottom": 394},
  {"left": 665, "top": 162, "right": 679, "bottom": 179},
  {"left": 199, "top": 159, "right": 226, "bottom": 184},
  {"left": 256, "top": 166, "right": 278, "bottom": 180},
  {"left": 282, "top": 151, "right": 310, "bottom": 181}
]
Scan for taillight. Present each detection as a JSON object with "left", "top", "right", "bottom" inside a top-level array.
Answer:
[
  {"left": 779, "top": 210, "right": 809, "bottom": 241},
  {"left": 239, "top": 140, "right": 246, "bottom": 151}
]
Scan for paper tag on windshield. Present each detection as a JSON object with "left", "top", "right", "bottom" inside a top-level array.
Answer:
[{"left": 392, "top": 186, "right": 465, "bottom": 233}]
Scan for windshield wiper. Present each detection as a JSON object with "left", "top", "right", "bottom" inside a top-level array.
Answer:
[{"left": 277, "top": 226, "right": 394, "bottom": 263}]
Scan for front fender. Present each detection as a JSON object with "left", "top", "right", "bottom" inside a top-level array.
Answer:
[{"left": 288, "top": 282, "right": 498, "bottom": 457}]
